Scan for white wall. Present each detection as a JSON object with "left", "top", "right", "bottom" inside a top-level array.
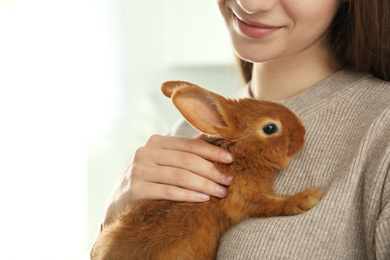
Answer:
[{"left": 0, "top": 0, "right": 243, "bottom": 258}]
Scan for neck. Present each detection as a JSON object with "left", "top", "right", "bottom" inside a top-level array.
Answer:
[{"left": 250, "top": 38, "right": 339, "bottom": 101}]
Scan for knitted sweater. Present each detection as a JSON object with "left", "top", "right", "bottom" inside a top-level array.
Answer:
[{"left": 168, "top": 70, "right": 390, "bottom": 260}]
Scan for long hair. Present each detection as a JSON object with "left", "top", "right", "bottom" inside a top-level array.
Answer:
[{"left": 238, "top": 1, "right": 390, "bottom": 83}]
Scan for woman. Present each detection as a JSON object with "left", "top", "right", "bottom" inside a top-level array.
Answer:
[{"left": 97, "top": 0, "right": 390, "bottom": 259}]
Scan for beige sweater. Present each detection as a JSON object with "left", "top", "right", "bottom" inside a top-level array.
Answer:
[{"left": 168, "top": 70, "right": 390, "bottom": 260}]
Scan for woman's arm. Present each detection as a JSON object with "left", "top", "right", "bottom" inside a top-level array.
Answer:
[
  {"left": 375, "top": 164, "right": 390, "bottom": 260},
  {"left": 101, "top": 134, "right": 233, "bottom": 228}
]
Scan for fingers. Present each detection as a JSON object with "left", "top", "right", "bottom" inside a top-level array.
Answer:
[
  {"left": 146, "top": 135, "right": 233, "bottom": 164},
  {"left": 133, "top": 164, "right": 229, "bottom": 200},
  {"left": 153, "top": 149, "right": 231, "bottom": 185},
  {"left": 130, "top": 181, "right": 212, "bottom": 202},
  {"left": 140, "top": 135, "right": 233, "bottom": 186},
  {"left": 128, "top": 135, "right": 234, "bottom": 203}
]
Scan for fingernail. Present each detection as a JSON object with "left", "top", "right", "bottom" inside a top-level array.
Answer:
[
  {"left": 222, "top": 174, "right": 233, "bottom": 185},
  {"left": 216, "top": 185, "right": 228, "bottom": 197},
  {"left": 198, "top": 193, "right": 210, "bottom": 201},
  {"left": 221, "top": 151, "right": 233, "bottom": 162}
]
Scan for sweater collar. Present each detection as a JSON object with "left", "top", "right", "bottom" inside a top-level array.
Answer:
[{"left": 242, "top": 70, "right": 372, "bottom": 117}]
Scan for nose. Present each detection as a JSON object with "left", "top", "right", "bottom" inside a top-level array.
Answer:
[{"left": 237, "top": 0, "right": 277, "bottom": 14}]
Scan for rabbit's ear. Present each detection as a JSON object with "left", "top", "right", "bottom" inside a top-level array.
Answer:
[
  {"left": 161, "top": 81, "right": 200, "bottom": 98},
  {"left": 161, "top": 81, "right": 228, "bottom": 137}
]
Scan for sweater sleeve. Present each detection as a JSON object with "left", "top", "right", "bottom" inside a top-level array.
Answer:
[{"left": 375, "top": 163, "right": 390, "bottom": 260}]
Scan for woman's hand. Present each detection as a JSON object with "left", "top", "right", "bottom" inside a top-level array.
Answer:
[{"left": 102, "top": 134, "right": 233, "bottom": 227}]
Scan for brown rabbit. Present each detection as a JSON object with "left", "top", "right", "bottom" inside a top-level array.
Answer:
[{"left": 91, "top": 81, "right": 322, "bottom": 260}]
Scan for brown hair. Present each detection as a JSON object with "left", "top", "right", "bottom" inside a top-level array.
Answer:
[{"left": 238, "top": 1, "right": 390, "bottom": 83}]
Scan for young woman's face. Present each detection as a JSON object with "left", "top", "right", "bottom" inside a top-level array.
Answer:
[{"left": 218, "top": 0, "right": 341, "bottom": 63}]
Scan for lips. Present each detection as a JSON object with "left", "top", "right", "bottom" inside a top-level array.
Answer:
[{"left": 233, "top": 14, "right": 281, "bottom": 39}]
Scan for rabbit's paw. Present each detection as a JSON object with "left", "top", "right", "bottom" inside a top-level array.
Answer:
[{"left": 284, "top": 187, "right": 322, "bottom": 215}]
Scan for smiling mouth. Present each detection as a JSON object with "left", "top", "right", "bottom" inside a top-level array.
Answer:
[{"left": 233, "top": 14, "right": 282, "bottom": 39}]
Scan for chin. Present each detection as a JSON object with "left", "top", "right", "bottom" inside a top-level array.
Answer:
[
  {"left": 233, "top": 48, "right": 275, "bottom": 64},
  {"left": 231, "top": 39, "right": 277, "bottom": 64}
]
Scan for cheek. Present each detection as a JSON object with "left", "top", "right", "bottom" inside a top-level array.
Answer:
[
  {"left": 287, "top": 0, "right": 341, "bottom": 36},
  {"left": 273, "top": 0, "right": 342, "bottom": 58}
]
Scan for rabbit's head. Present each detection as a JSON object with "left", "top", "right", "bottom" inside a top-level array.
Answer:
[{"left": 161, "top": 81, "right": 305, "bottom": 170}]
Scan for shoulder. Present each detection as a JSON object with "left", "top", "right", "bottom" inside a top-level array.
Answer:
[
  {"left": 354, "top": 74, "right": 390, "bottom": 141},
  {"left": 319, "top": 71, "right": 390, "bottom": 125},
  {"left": 360, "top": 73, "right": 390, "bottom": 90},
  {"left": 349, "top": 73, "right": 390, "bottom": 108}
]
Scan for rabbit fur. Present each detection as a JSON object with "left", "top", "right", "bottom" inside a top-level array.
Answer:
[{"left": 91, "top": 81, "right": 322, "bottom": 260}]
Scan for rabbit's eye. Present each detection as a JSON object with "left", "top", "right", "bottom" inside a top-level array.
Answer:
[{"left": 262, "top": 124, "right": 278, "bottom": 135}]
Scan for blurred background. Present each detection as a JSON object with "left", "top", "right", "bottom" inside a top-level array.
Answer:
[{"left": 0, "top": 0, "right": 243, "bottom": 259}]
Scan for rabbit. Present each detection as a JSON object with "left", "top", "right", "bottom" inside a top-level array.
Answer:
[{"left": 91, "top": 81, "right": 322, "bottom": 260}]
